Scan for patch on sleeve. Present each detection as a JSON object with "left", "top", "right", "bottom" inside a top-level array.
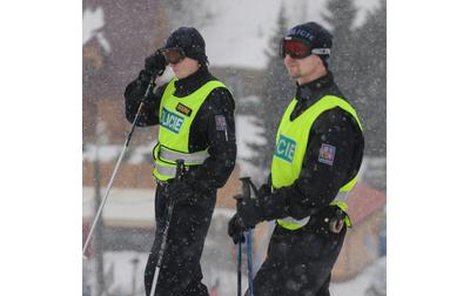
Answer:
[
  {"left": 318, "top": 143, "right": 336, "bottom": 166},
  {"left": 215, "top": 115, "right": 227, "bottom": 131}
]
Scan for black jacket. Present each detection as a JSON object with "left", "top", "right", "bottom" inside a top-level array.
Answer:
[
  {"left": 259, "top": 72, "right": 364, "bottom": 222},
  {"left": 124, "top": 67, "right": 237, "bottom": 192}
]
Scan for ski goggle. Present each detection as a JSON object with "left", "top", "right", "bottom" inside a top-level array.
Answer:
[
  {"left": 279, "top": 37, "right": 331, "bottom": 59},
  {"left": 161, "top": 47, "right": 186, "bottom": 64}
]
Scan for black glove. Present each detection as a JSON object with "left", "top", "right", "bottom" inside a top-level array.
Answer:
[
  {"left": 258, "top": 183, "right": 271, "bottom": 198},
  {"left": 236, "top": 194, "right": 261, "bottom": 228},
  {"left": 144, "top": 51, "right": 167, "bottom": 76},
  {"left": 227, "top": 193, "right": 262, "bottom": 244},
  {"left": 166, "top": 179, "right": 194, "bottom": 205},
  {"left": 228, "top": 213, "right": 248, "bottom": 244}
]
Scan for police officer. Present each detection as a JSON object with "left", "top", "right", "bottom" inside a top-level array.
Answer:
[
  {"left": 125, "top": 27, "right": 237, "bottom": 296},
  {"left": 228, "top": 22, "right": 364, "bottom": 295}
]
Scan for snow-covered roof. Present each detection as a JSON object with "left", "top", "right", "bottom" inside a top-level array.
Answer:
[
  {"left": 83, "top": 7, "right": 110, "bottom": 53},
  {"left": 83, "top": 111, "right": 266, "bottom": 165},
  {"left": 82, "top": 181, "right": 384, "bottom": 228},
  {"left": 82, "top": 187, "right": 235, "bottom": 227}
]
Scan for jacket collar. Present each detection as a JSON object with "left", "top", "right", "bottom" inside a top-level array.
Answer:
[
  {"left": 295, "top": 71, "right": 334, "bottom": 103},
  {"left": 173, "top": 66, "right": 213, "bottom": 97}
]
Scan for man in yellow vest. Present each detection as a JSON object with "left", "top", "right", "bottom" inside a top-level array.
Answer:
[
  {"left": 124, "top": 27, "right": 237, "bottom": 296},
  {"left": 228, "top": 22, "right": 364, "bottom": 295}
]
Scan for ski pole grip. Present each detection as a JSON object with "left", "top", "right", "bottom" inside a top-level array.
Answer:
[
  {"left": 239, "top": 177, "right": 260, "bottom": 199},
  {"left": 142, "top": 74, "right": 157, "bottom": 100},
  {"left": 239, "top": 177, "right": 251, "bottom": 199}
]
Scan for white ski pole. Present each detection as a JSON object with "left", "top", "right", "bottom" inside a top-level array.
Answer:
[{"left": 82, "top": 75, "right": 156, "bottom": 257}]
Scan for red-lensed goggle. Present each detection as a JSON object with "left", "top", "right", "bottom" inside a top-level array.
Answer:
[
  {"left": 161, "top": 47, "right": 186, "bottom": 64},
  {"left": 279, "top": 37, "right": 331, "bottom": 59}
]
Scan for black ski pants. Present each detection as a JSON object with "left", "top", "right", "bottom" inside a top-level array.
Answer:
[
  {"left": 144, "top": 185, "right": 216, "bottom": 296},
  {"left": 249, "top": 218, "right": 346, "bottom": 296}
]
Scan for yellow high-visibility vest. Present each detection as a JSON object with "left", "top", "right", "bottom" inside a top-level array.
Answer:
[
  {"left": 271, "top": 95, "right": 362, "bottom": 230},
  {"left": 153, "top": 78, "right": 228, "bottom": 181}
]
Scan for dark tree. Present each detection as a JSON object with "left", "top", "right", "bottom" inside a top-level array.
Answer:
[
  {"left": 323, "top": 0, "right": 386, "bottom": 157},
  {"left": 355, "top": 0, "right": 386, "bottom": 156},
  {"left": 247, "top": 6, "right": 293, "bottom": 172},
  {"left": 322, "top": 0, "right": 360, "bottom": 101}
]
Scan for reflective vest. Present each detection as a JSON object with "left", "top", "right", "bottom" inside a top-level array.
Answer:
[
  {"left": 271, "top": 95, "right": 363, "bottom": 230},
  {"left": 153, "top": 78, "right": 228, "bottom": 181}
]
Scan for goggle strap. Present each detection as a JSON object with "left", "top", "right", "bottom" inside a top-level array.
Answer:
[
  {"left": 311, "top": 48, "right": 331, "bottom": 55},
  {"left": 280, "top": 38, "right": 331, "bottom": 58}
]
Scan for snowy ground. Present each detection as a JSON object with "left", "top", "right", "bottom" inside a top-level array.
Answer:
[
  {"left": 83, "top": 250, "right": 247, "bottom": 296},
  {"left": 83, "top": 250, "right": 385, "bottom": 296},
  {"left": 331, "top": 257, "right": 386, "bottom": 296},
  {"left": 83, "top": 188, "right": 385, "bottom": 295}
]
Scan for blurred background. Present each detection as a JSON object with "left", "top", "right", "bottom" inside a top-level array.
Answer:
[{"left": 82, "top": 0, "right": 386, "bottom": 295}]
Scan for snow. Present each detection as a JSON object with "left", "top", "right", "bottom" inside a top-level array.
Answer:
[
  {"left": 83, "top": 186, "right": 384, "bottom": 295},
  {"left": 200, "top": 0, "right": 284, "bottom": 69},
  {"left": 82, "top": 1, "right": 385, "bottom": 295},
  {"left": 127, "top": 143, "right": 156, "bottom": 165},
  {"left": 84, "top": 250, "right": 247, "bottom": 296},
  {"left": 83, "top": 144, "right": 122, "bottom": 163},
  {"left": 83, "top": 7, "right": 103, "bottom": 44},
  {"left": 83, "top": 187, "right": 155, "bottom": 227},
  {"left": 331, "top": 257, "right": 386, "bottom": 295},
  {"left": 83, "top": 184, "right": 384, "bottom": 295},
  {"left": 83, "top": 6, "right": 111, "bottom": 53},
  {"left": 354, "top": 0, "right": 382, "bottom": 28},
  {"left": 84, "top": 249, "right": 385, "bottom": 296},
  {"left": 83, "top": 0, "right": 381, "bottom": 69},
  {"left": 82, "top": 102, "right": 266, "bottom": 165},
  {"left": 199, "top": 0, "right": 381, "bottom": 69},
  {"left": 235, "top": 114, "right": 267, "bottom": 159}
]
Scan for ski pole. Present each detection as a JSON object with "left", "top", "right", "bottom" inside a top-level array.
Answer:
[
  {"left": 246, "top": 230, "right": 254, "bottom": 296},
  {"left": 239, "top": 177, "right": 258, "bottom": 296},
  {"left": 82, "top": 74, "right": 157, "bottom": 257},
  {"left": 149, "top": 159, "right": 185, "bottom": 296},
  {"left": 237, "top": 240, "right": 242, "bottom": 296}
]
